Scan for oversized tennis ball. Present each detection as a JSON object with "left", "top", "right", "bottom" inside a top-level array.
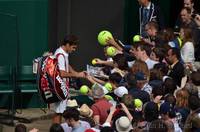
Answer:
[
  {"left": 104, "top": 82, "right": 112, "bottom": 92},
  {"left": 133, "top": 35, "right": 141, "bottom": 42},
  {"left": 134, "top": 99, "right": 143, "bottom": 108},
  {"left": 79, "top": 85, "right": 89, "bottom": 95},
  {"left": 106, "top": 46, "right": 116, "bottom": 57},
  {"left": 92, "top": 58, "right": 98, "bottom": 65},
  {"left": 104, "top": 95, "right": 113, "bottom": 101},
  {"left": 98, "top": 30, "right": 113, "bottom": 46}
]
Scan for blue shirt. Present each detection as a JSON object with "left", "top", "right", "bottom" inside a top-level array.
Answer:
[{"left": 72, "top": 123, "right": 86, "bottom": 132}]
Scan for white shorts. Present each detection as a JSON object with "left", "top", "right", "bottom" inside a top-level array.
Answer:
[{"left": 51, "top": 99, "right": 67, "bottom": 113}]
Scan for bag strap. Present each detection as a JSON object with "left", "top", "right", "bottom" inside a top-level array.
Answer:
[
  {"left": 56, "top": 53, "right": 66, "bottom": 70},
  {"left": 56, "top": 53, "right": 69, "bottom": 88}
]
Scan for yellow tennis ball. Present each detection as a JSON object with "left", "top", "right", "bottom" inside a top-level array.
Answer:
[
  {"left": 104, "top": 82, "right": 112, "bottom": 92},
  {"left": 104, "top": 95, "right": 113, "bottom": 101},
  {"left": 177, "top": 37, "right": 182, "bottom": 47},
  {"left": 79, "top": 85, "right": 89, "bottom": 94},
  {"left": 106, "top": 46, "right": 116, "bottom": 57},
  {"left": 97, "top": 30, "right": 113, "bottom": 46},
  {"left": 92, "top": 58, "right": 97, "bottom": 65},
  {"left": 133, "top": 35, "right": 141, "bottom": 42},
  {"left": 134, "top": 99, "right": 143, "bottom": 108}
]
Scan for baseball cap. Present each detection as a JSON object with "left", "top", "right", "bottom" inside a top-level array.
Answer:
[
  {"left": 160, "top": 102, "right": 173, "bottom": 114},
  {"left": 135, "top": 72, "right": 147, "bottom": 81},
  {"left": 114, "top": 86, "right": 128, "bottom": 98}
]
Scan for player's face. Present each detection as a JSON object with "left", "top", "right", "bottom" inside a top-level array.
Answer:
[{"left": 65, "top": 44, "right": 77, "bottom": 53}]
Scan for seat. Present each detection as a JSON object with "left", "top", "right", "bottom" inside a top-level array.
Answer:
[
  {"left": 17, "top": 65, "right": 37, "bottom": 93},
  {"left": 0, "top": 65, "right": 15, "bottom": 125},
  {"left": 0, "top": 66, "right": 13, "bottom": 93},
  {"left": 16, "top": 65, "right": 45, "bottom": 112}
]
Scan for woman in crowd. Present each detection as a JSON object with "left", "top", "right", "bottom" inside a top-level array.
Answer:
[{"left": 179, "top": 26, "right": 195, "bottom": 71}]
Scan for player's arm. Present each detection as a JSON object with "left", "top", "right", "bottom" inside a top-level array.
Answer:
[{"left": 59, "top": 65, "right": 85, "bottom": 78}]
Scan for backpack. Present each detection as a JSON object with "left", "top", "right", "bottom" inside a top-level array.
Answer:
[{"left": 37, "top": 54, "right": 69, "bottom": 103}]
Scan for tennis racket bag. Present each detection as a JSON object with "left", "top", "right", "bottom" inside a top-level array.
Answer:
[{"left": 37, "top": 54, "right": 69, "bottom": 103}]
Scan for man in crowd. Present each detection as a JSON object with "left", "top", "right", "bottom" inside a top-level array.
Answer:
[
  {"left": 137, "top": 0, "right": 164, "bottom": 37},
  {"left": 165, "top": 48, "right": 185, "bottom": 87}
]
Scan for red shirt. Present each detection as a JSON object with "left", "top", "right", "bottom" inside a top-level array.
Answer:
[{"left": 91, "top": 98, "right": 112, "bottom": 125}]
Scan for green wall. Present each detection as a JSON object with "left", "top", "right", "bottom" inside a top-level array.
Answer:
[
  {"left": 0, "top": 0, "right": 48, "bottom": 108},
  {"left": 0, "top": 0, "right": 48, "bottom": 66},
  {"left": 0, "top": 11, "right": 18, "bottom": 65}
]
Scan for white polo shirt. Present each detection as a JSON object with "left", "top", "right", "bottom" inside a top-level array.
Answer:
[
  {"left": 52, "top": 47, "right": 69, "bottom": 113},
  {"left": 54, "top": 47, "right": 69, "bottom": 72}
]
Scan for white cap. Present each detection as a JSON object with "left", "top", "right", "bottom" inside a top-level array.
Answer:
[{"left": 114, "top": 86, "right": 128, "bottom": 98}]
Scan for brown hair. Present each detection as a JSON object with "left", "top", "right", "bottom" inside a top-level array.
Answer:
[
  {"left": 121, "top": 94, "right": 135, "bottom": 110},
  {"left": 133, "top": 42, "right": 152, "bottom": 57},
  {"left": 61, "top": 34, "right": 79, "bottom": 46},
  {"left": 149, "top": 68, "right": 162, "bottom": 81},
  {"left": 15, "top": 124, "right": 27, "bottom": 132},
  {"left": 180, "top": 26, "right": 193, "bottom": 44},
  {"left": 159, "top": 28, "right": 176, "bottom": 42},
  {"left": 152, "top": 47, "right": 166, "bottom": 62},
  {"left": 181, "top": 7, "right": 192, "bottom": 15},
  {"left": 146, "top": 21, "right": 159, "bottom": 31},
  {"left": 190, "top": 71, "right": 200, "bottom": 86},
  {"left": 175, "top": 88, "right": 189, "bottom": 108},
  {"left": 131, "top": 60, "right": 150, "bottom": 80}
]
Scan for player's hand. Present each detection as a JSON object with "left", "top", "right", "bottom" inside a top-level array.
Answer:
[{"left": 78, "top": 71, "right": 86, "bottom": 78}]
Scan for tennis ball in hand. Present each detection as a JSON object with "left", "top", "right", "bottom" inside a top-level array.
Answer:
[
  {"left": 79, "top": 85, "right": 89, "bottom": 95},
  {"left": 133, "top": 35, "right": 141, "bottom": 42},
  {"left": 98, "top": 30, "right": 113, "bottom": 46},
  {"left": 92, "top": 58, "right": 98, "bottom": 65},
  {"left": 104, "top": 82, "right": 112, "bottom": 92},
  {"left": 104, "top": 95, "right": 114, "bottom": 101},
  {"left": 134, "top": 99, "right": 143, "bottom": 108},
  {"left": 106, "top": 46, "right": 116, "bottom": 57}
]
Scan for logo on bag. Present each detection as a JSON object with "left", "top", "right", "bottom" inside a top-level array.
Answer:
[{"left": 56, "top": 75, "right": 68, "bottom": 97}]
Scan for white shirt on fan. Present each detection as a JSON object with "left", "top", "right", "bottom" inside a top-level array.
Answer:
[{"left": 181, "top": 41, "right": 195, "bottom": 63}]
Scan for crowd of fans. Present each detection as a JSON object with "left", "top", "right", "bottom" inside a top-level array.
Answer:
[{"left": 15, "top": 0, "right": 200, "bottom": 131}]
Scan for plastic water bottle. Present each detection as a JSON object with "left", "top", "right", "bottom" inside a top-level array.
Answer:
[{"left": 33, "top": 57, "right": 42, "bottom": 74}]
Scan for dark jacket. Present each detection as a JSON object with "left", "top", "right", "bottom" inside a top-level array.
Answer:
[
  {"left": 168, "top": 61, "right": 185, "bottom": 87},
  {"left": 139, "top": 2, "right": 165, "bottom": 37}
]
